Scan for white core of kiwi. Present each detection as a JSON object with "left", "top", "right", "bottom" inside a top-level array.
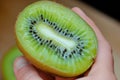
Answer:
[{"left": 36, "top": 23, "right": 76, "bottom": 50}]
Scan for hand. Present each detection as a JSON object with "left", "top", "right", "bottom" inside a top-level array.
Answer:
[{"left": 14, "top": 7, "right": 117, "bottom": 80}]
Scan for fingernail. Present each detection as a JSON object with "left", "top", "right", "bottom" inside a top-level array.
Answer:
[{"left": 14, "top": 57, "right": 29, "bottom": 71}]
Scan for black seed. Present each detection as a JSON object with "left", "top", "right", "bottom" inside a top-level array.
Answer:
[
  {"left": 50, "top": 22, "right": 52, "bottom": 25},
  {"left": 65, "top": 56, "right": 67, "bottom": 59},
  {"left": 69, "top": 55, "right": 72, "bottom": 58},
  {"left": 54, "top": 26, "right": 57, "bottom": 29},
  {"left": 29, "top": 27, "right": 32, "bottom": 30},
  {"left": 48, "top": 40, "right": 52, "bottom": 45},
  {"left": 50, "top": 45, "right": 53, "bottom": 48},
  {"left": 31, "top": 20, "right": 36, "bottom": 25},
  {"left": 33, "top": 31, "right": 36, "bottom": 34},
  {"left": 41, "top": 15, "right": 43, "bottom": 20},
  {"left": 59, "top": 28, "right": 62, "bottom": 32},
  {"left": 73, "top": 50, "right": 76, "bottom": 53},
  {"left": 79, "top": 49, "right": 83, "bottom": 52},
  {"left": 77, "top": 37, "right": 80, "bottom": 40},
  {"left": 65, "top": 33, "right": 67, "bottom": 36},
  {"left": 56, "top": 27, "right": 59, "bottom": 31},
  {"left": 63, "top": 49, "right": 67, "bottom": 53},
  {"left": 43, "top": 19, "right": 45, "bottom": 22},
  {"left": 53, "top": 23, "right": 55, "bottom": 26},
  {"left": 49, "top": 40, "right": 52, "bottom": 43},
  {"left": 70, "top": 34, "right": 73, "bottom": 37},
  {"left": 29, "top": 30, "right": 32, "bottom": 33},
  {"left": 46, "top": 40, "right": 48, "bottom": 43},
  {"left": 46, "top": 19, "right": 48, "bottom": 22},
  {"left": 76, "top": 46, "right": 80, "bottom": 49},
  {"left": 40, "top": 42, "right": 43, "bottom": 45},
  {"left": 35, "top": 34, "right": 37, "bottom": 37},
  {"left": 29, "top": 25, "right": 33, "bottom": 29},
  {"left": 39, "top": 38, "right": 42, "bottom": 41}
]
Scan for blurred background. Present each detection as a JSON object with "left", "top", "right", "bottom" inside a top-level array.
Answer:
[
  {"left": 0, "top": 0, "right": 120, "bottom": 80},
  {"left": 81, "top": 0, "right": 120, "bottom": 21}
]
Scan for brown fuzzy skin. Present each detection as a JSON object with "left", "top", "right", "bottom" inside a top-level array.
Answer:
[{"left": 16, "top": 38, "right": 79, "bottom": 78}]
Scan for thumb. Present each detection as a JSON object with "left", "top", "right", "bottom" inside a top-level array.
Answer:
[{"left": 14, "top": 56, "right": 42, "bottom": 80}]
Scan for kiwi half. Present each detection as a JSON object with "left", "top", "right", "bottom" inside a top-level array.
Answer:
[
  {"left": 1, "top": 46, "right": 22, "bottom": 80},
  {"left": 15, "top": 1, "right": 98, "bottom": 77}
]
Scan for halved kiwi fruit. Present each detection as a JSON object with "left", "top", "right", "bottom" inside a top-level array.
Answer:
[
  {"left": 15, "top": 1, "right": 98, "bottom": 77},
  {"left": 1, "top": 46, "right": 22, "bottom": 80}
]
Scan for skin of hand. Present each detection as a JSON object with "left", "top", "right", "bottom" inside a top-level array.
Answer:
[{"left": 13, "top": 7, "right": 117, "bottom": 80}]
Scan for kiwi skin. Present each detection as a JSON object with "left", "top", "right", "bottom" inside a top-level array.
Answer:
[
  {"left": 1, "top": 46, "right": 22, "bottom": 80},
  {"left": 15, "top": 1, "right": 98, "bottom": 78}
]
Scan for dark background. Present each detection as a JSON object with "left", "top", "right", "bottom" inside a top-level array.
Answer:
[{"left": 81, "top": 0, "right": 120, "bottom": 21}]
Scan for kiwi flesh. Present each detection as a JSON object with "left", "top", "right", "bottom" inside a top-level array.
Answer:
[
  {"left": 1, "top": 46, "right": 22, "bottom": 80},
  {"left": 15, "top": 1, "right": 98, "bottom": 77}
]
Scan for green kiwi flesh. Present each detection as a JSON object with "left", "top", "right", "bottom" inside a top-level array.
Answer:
[
  {"left": 15, "top": 1, "right": 98, "bottom": 77},
  {"left": 1, "top": 46, "right": 22, "bottom": 80}
]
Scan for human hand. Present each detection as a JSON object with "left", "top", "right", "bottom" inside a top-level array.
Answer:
[{"left": 14, "top": 7, "right": 117, "bottom": 80}]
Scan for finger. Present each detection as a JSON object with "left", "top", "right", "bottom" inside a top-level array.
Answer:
[
  {"left": 72, "top": 7, "right": 114, "bottom": 72},
  {"left": 37, "top": 69, "right": 55, "bottom": 80},
  {"left": 75, "top": 77, "right": 90, "bottom": 80},
  {"left": 55, "top": 76, "right": 74, "bottom": 80},
  {"left": 14, "top": 56, "right": 43, "bottom": 80}
]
